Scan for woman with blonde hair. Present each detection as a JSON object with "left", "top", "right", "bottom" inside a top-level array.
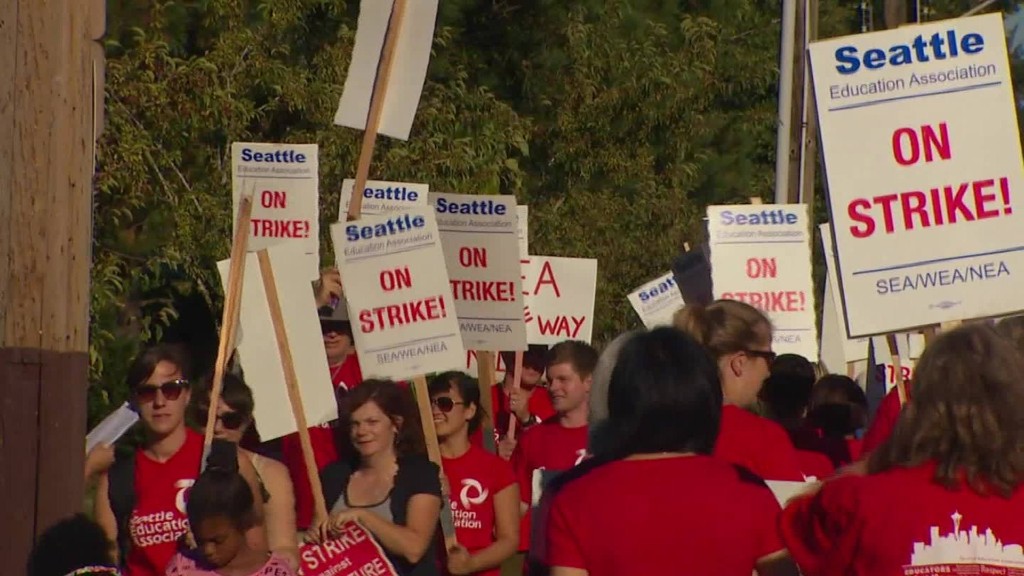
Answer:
[
  {"left": 674, "top": 300, "right": 803, "bottom": 481},
  {"left": 781, "top": 324, "right": 1024, "bottom": 575}
]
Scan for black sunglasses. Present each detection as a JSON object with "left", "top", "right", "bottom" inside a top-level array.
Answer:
[
  {"left": 744, "top": 350, "right": 777, "bottom": 364},
  {"left": 196, "top": 404, "right": 249, "bottom": 430},
  {"left": 431, "top": 397, "right": 464, "bottom": 413},
  {"left": 134, "top": 379, "right": 189, "bottom": 403}
]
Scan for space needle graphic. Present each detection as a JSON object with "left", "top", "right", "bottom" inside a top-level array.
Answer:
[{"left": 909, "top": 511, "right": 1024, "bottom": 567}]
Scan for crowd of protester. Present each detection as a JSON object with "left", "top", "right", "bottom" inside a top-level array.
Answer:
[{"left": 29, "top": 269, "right": 1024, "bottom": 576}]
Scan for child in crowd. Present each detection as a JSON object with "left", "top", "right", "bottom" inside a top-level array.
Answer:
[{"left": 28, "top": 514, "right": 121, "bottom": 576}]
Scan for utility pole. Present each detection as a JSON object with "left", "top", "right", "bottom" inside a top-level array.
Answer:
[
  {"left": 774, "top": 0, "right": 799, "bottom": 204},
  {"left": 0, "top": 0, "right": 104, "bottom": 566}
]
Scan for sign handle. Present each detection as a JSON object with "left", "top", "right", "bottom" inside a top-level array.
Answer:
[
  {"left": 474, "top": 351, "right": 497, "bottom": 454},
  {"left": 411, "top": 374, "right": 459, "bottom": 551},
  {"left": 506, "top": 351, "right": 525, "bottom": 441},
  {"left": 258, "top": 250, "right": 329, "bottom": 523},
  {"left": 347, "top": 0, "right": 409, "bottom": 221},
  {"left": 204, "top": 194, "right": 254, "bottom": 449},
  {"left": 885, "top": 334, "right": 908, "bottom": 407}
]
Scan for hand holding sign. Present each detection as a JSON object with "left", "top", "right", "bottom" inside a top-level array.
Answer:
[{"left": 300, "top": 519, "right": 398, "bottom": 576}]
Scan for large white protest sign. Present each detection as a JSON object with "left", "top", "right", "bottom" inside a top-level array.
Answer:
[
  {"left": 522, "top": 257, "right": 598, "bottom": 345},
  {"left": 217, "top": 244, "right": 336, "bottom": 440},
  {"left": 820, "top": 223, "right": 869, "bottom": 363},
  {"left": 232, "top": 143, "right": 319, "bottom": 277},
  {"left": 340, "top": 179, "right": 429, "bottom": 218},
  {"left": 331, "top": 208, "right": 464, "bottom": 379},
  {"left": 810, "top": 14, "right": 1024, "bottom": 337},
  {"left": 626, "top": 272, "right": 684, "bottom": 328},
  {"left": 428, "top": 193, "right": 527, "bottom": 351},
  {"left": 517, "top": 206, "right": 529, "bottom": 257},
  {"left": 334, "top": 0, "right": 439, "bottom": 140},
  {"left": 707, "top": 204, "right": 818, "bottom": 359}
]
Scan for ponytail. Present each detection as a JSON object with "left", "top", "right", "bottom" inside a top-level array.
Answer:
[{"left": 673, "top": 299, "right": 770, "bottom": 359}]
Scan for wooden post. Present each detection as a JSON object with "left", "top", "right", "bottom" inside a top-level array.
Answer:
[
  {"left": 474, "top": 351, "right": 498, "bottom": 454},
  {"left": 412, "top": 374, "right": 459, "bottom": 550},
  {"left": 784, "top": 0, "right": 808, "bottom": 205},
  {"left": 505, "top": 351, "right": 526, "bottom": 440},
  {"left": 0, "top": 0, "right": 103, "bottom": 564},
  {"left": 800, "top": 0, "right": 820, "bottom": 211},
  {"left": 886, "top": 334, "right": 908, "bottom": 406}
]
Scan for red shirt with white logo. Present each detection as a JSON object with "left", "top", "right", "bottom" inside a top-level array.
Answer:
[
  {"left": 281, "top": 353, "right": 362, "bottom": 529},
  {"left": 126, "top": 429, "right": 203, "bottom": 576},
  {"left": 510, "top": 419, "right": 588, "bottom": 552},
  {"left": 781, "top": 461, "right": 1024, "bottom": 576},
  {"left": 544, "top": 456, "right": 784, "bottom": 576},
  {"left": 714, "top": 405, "right": 804, "bottom": 481},
  {"left": 440, "top": 445, "right": 517, "bottom": 576}
]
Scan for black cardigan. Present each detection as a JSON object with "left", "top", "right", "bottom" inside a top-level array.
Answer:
[{"left": 321, "top": 454, "right": 442, "bottom": 576}]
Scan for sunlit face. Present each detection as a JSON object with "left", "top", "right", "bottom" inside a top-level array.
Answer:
[
  {"left": 212, "top": 399, "right": 249, "bottom": 444},
  {"left": 546, "top": 362, "right": 591, "bottom": 414},
  {"left": 194, "top": 516, "right": 246, "bottom": 569},
  {"left": 431, "top": 386, "right": 475, "bottom": 440},
  {"left": 349, "top": 401, "right": 399, "bottom": 459},
  {"left": 135, "top": 361, "right": 190, "bottom": 438},
  {"left": 722, "top": 327, "right": 775, "bottom": 407},
  {"left": 323, "top": 325, "right": 354, "bottom": 364}
]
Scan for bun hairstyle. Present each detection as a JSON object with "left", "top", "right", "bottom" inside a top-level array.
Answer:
[
  {"left": 187, "top": 440, "right": 254, "bottom": 530},
  {"left": 673, "top": 299, "right": 771, "bottom": 359}
]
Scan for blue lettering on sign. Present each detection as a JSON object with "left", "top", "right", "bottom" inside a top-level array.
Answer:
[
  {"left": 345, "top": 213, "right": 427, "bottom": 241},
  {"left": 834, "top": 29, "right": 985, "bottom": 75},
  {"left": 719, "top": 209, "right": 799, "bottom": 226},
  {"left": 239, "top": 148, "right": 307, "bottom": 163},
  {"left": 875, "top": 260, "right": 1009, "bottom": 295},
  {"left": 638, "top": 277, "right": 677, "bottom": 302},
  {"left": 435, "top": 198, "right": 508, "bottom": 216},
  {"left": 363, "top": 186, "right": 419, "bottom": 202}
]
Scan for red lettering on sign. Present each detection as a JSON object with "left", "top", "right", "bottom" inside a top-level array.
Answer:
[
  {"left": 250, "top": 219, "right": 311, "bottom": 238},
  {"left": 721, "top": 291, "right": 806, "bottom": 312},
  {"left": 449, "top": 280, "right": 516, "bottom": 302},
  {"left": 358, "top": 295, "right": 449, "bottom": 333}
]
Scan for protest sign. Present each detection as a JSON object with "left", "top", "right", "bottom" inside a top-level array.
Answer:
[
  {"left": 334, "top": 0, "right": 438, "bottom": 140},
  {"left": 707, "top": 204, "right": 818, "bottom": 359},
  {"left": 428, "top": 193, "right": 527, "bottom": 351},
  {"left": 217, "top": 243, "right": 336, "bottom": 441},
  {"left": 517, "top": 206, "right": 529, "bottom": 257},
  {"left": 85, "top": 403, "right": 138, "bottom": 453},
  {"left": 231, "top": 143, "right": 319, "bottom": 278},
  {"left": 340, "top": 179, "right": 429, "bottom": 217},
  {"left": 521, "top": 257, "right": 598, "bottom": 345},
  {"left": 626, "top": 272, "right": 685, "bottom": 328},
  {"left": 809, "top": 13, "right": 1024, "bottom": 337},
  {"left": 820, "top": 223, "right": 869, "bottom": 363},
  {"left": 300, "top": 521, "right": 398, "bottom": 576},
  {"left": 330, "top": 208, "right": 464, "bottom": 379}
]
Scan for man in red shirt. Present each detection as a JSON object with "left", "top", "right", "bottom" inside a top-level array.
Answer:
[
  {"left": 492, "top": 348, "right": 555, "bottom": 459},
  {"left": 509, "top": 340, "right": 597, "bottom": 572}
]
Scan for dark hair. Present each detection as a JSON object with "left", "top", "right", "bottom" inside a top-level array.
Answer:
[
  {"left": 187, "top": 442, "right": 254, "bottom": 530},
  {"left": 870, "top": 324, "right": 1024, "bottom": 496},
  {"left": 429, "top": 371, "right": 485, "bottom": 435},
  {"left": 190, "top": 373, "right": 261, "bottom": 448},
  {"left": 995, "top": 315, "right": 1024, "bottom": 353},
  {"left": 807, "top": 374, "right": 867, "bottom": 438},
  {"left": 125, "top": 343, "right": 190, "bottom": 391},
  {"left": 338, "top": 379, "right": 425, "bottom": 461},
  {"left": 759, "top": 354, "right": 816, "bottom": 423},
  {"left": 27, "top": 514, "right": 116, "bottom": 576},
  {"left": 499, "top": 346, "right": 549, "bottom": 375},
  {"left": 547, "top": 341, "right": 599, "bottom": 378}
]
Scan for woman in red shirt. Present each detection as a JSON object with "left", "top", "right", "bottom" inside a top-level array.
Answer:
[
  {"left": 541, "top": 327, "right": 798, "bottom": 576},
  {"left": 781, "top": 324, "right": 1024, "bottom": 576},
  {"left": 430, "top": 371, "right": 519, "bottom": 576},
  {"left": 674, "top": 300, "right": 805, "bottom": 481}
]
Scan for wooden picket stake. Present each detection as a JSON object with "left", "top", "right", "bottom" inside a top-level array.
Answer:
[
  {"left": 885, "top": 334, "right": 908, "bottom": 407},
  {"left": 412, "top": 375, "right": 459, "bottom": 551},
  {"left": 258, "top": 250, "right": 329, "bottom": 524},
  {"left": 347, "top": 0, "right": 409, "bottom": 221},
  {"left": 506, "top": 351, "right": 526, "bottom": 440},
  {"left": 474, "top": 351, "right": 498, "bottom": 454},
  {"left": 204, "top": 194, "right": 254, "bottom": 449}
]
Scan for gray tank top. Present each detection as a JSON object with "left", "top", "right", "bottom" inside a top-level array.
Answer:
[{"left": 331, "top": 490, "right": 394, "bottom": 523}]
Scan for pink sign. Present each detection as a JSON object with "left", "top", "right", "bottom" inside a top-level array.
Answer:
[{"left": 300, "top": 522, "right": 398, "bottom": 576}]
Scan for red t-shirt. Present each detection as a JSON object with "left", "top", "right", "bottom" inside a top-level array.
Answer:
[
  {"left": 440, "top": 446, "right": 517, "bottom": 576},
  {"left": 125, "top": 429, "right": 203, "bottom": 576},
  {"left": 510, "top": 419, "right": 588, "bottom": 552},
  {"left": 281, "top": 354, "right": 363, "bottom": 529},
  {"left": 714, "top": 405, "right": 804, "bottom": 481},
  {"left": 545, "top": 456, "right": 784, "bottom": 575},
  {"left": 861, "top": 382, "right": 913, "bottom": 456},
  {"left": 797, "top": 449, "right": 835, "bottom": 480},
  {"left": 781, "top": 462, "right": 1024, "bottom": 576}
]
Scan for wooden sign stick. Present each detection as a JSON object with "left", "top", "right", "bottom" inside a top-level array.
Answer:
[
  {"left": 258, "top": 250, "right": 329, "bottom": 523},
  {"left": 475, "top": 351, "right": 498, "bottom": 454},
  {"left": 885, "top": 334, "right": 908, "bottom": 407},
  {"left": 506, "top": 350, "right": 526, "bottom": 441},
  {"left": 347, "top": 0, "right": 409, "bottom": 221},
  {"left": 412, "top": 374, "right": 459, "bottom": 551},
  {"left": 204, "top": 195, "right": 254, "bottom": 448}
]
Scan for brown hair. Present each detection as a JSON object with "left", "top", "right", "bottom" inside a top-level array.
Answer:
[
  {"left": 995, "top": 315, "right": 1024, "bottom": 353},
  {"left": 338, "top": 379, "right": 425, "bottom": 460},
  {"left": 673, "top": 300, "right": 771, "bottom": 359},
  {"left": 125, "top": 343, "right": 191, "bottom": 391},
  {"left": 547, "top": 340, "right": 599, "bottom": 378},
  {"left": 869, "top": 324, "right": 1024, "bottom": 496}
]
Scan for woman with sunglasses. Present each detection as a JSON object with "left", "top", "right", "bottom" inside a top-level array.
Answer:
[
  {"left": 674, "top": 300, "right": 804, "bottom": 481},
  {"left": 312, "top": 379, "right": 442, "bottom": 576},
  {"left": 192, "top": 373, "right": 299, "bottom": 570},
  {"left": 430, "top": 372, "right": 519, "bottom": 576},
  {"left": 93, "top": 344, "right": 264, "bottom": 576}
]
